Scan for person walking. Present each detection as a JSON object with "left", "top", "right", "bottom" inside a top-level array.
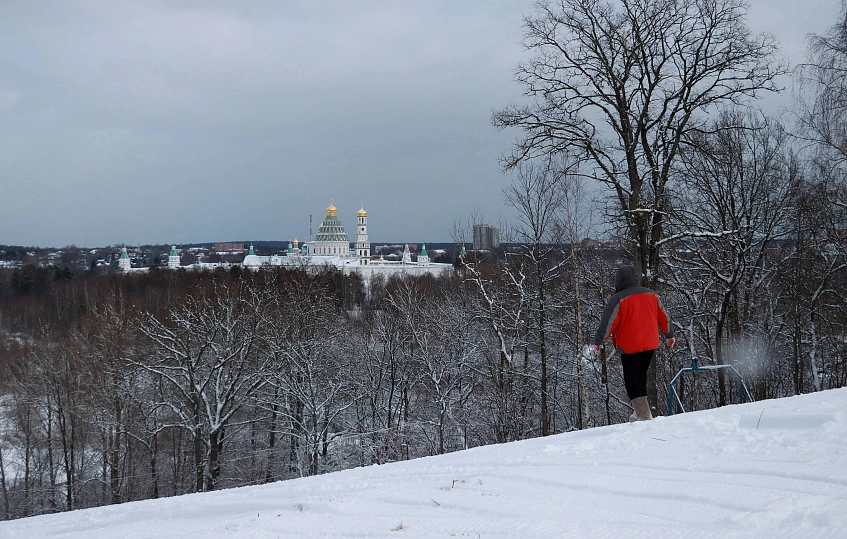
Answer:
[{"left": 593, "top": 265, "right": 675, "bottom": 421}]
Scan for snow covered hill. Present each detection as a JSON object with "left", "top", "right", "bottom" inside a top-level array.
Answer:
[{"left": 3, "top": 389, "right": 847, "bottom": 538}]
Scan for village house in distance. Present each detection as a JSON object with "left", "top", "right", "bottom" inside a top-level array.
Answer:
[{"left": 116, "top": 201, "right": 455, "bottom": 278}]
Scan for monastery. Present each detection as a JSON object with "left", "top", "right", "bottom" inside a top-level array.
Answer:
[
  {"left": 117, "top": 201, "right": 455, "bottom": 278},
  {"left": 241, "top": 201, "right": 453, "bottom": 278}
]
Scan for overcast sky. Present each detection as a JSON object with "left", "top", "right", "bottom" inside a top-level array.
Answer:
[{"left": 0, "top": 0, "right": 840, "bottom": 248}]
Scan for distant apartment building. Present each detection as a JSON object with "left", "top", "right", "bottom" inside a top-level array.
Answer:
[{"left": 473, "top": 224, "right": 499, "bottom": 251}]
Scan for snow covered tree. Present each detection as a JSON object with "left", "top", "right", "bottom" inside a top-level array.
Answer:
[
  {"left": 351, "top": 304, "right": 417, "bottom": 464},
  {"left": 665, "top": 111, "right": 794, "bottom": 406},
  {"left": 503, "top": 162, "right": 573, "bottom": 435},
  {"left": 791, "top": 0, "right": 847, "bottom": 394},
  {"left": 75, "top": 293, "right": 138, "bottom": 505},
  {"left": 27, "top": 328, "right": 94, "bottom": 512},
  {"left": 259, "top": 271, "right": 356, "bottom": 477},
  {"left": 455, "top": 257, "right": 536, "bottom": 442},
  {"left": 387, "top": 278, "right": 479, "bottom": 454},
  {"left": 138, "top": 280, "right": 266, "bottom": 491}
]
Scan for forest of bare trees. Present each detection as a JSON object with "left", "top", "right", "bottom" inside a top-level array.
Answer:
[{"left": 1, "top": 0, "right": 847, "bottom": 523}]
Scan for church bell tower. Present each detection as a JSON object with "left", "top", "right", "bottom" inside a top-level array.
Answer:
[{"left": 356, "top": 204, "right": 370, "bottom": 265}]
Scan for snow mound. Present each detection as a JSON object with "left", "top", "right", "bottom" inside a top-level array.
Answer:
[{"left": 3, "top": 389, "right": 847, "bottom": 538}]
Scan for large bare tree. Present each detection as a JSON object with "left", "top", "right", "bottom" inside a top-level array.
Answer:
[{"left": 494, "top": 0, "right": 785, "bottom": 283}]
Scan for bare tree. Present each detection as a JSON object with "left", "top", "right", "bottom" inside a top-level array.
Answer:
[
  {"left": 78, "top": 296, "right": 136, "bottom": 505},
  {"left": 259, "top": 271, "right": 356, "bottom": 477},
  {"left": 457, "top": 253, "right": 536, "bottom": 442},
  {"left": 352, "top": 305, "right": 415, "bottom": 464},
  {"left": 556, "top": 173, "right": 593, "bottom": 428},
  {"left": 790, "top": 0, "right": 847, "bottom": 395},
  {"left": 666, "top": 110, "right": 793, "bottom": 405},
  {"left": 28, "top": 328, "right": 92, "bottom": 512},
  {"left": 494, "top": 0, "right": 785, "bottom": 284},
  {"left": 797, "top": 0, "right": 847, "bottom": 171},
  {"left": 504, "top": 162, "right": 574, "bottom": 435},
  {"left": 387, "top": 279, "right": 479, "bottom": 454},
  {"left": 777, "top": 162, "right": 847, "bottom": 395},
  {"left": 138, "top": 281, "right": 265, "bottom": 491}
]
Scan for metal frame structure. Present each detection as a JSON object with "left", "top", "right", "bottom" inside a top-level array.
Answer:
[{"left": 668, "top": 356, "right": 754, "bottom": 415}]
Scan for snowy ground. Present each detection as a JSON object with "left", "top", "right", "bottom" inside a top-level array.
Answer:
[{"left": 3, "top": 389, "right": 847, "bottom": 538}]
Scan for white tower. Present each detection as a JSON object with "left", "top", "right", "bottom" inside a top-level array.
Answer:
[
  {"left": 118, "top": 247, "right": 131, "bottom": 271},
  {"left": 418, "top": 244, "right": 430, "bottom": 266},
  {"left": 402, "top": 244, "right": 411, "bottom": 264},
  {"left": 356, "top": 204, "right": 370, "bottom": 265},
  {"left": 168, "top": 246, "right": 181, "bottom": 269}
]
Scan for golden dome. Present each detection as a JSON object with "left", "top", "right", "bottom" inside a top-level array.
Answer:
[
  {"left": 326, "top": 199, "right": 337, "bottom": 217},
  {"left": 357, "top": 203, "right": 367, "bottom": 217}
]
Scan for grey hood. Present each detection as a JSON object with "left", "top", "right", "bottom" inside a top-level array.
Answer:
[{"left": 614, "top": 265, "right": 638, "bottom": 292}]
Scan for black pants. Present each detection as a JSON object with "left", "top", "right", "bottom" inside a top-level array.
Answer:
[{"left": 621, "top": 349, "right": 654, "bottom": 400}]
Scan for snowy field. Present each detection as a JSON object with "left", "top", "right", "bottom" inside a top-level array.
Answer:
[{"left": 3, "top": 388, "right": 847, "bottom": 538}]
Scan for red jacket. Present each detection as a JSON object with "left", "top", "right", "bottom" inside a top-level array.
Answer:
[{"left": 594, "top": 266, "right": 673, "bottom": 354}]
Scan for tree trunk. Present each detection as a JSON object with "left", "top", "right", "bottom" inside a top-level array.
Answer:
[
  {"left": 436, "top": 402, "right": 449, "bottom": 455},
  {"left": 193, "top": 424, "right": 204, "bottom": 493},
  {"left": 573, "top": 261, "right": 590, "bottom": 429},
  {"left": 56, "top": 394, "right": 75, "bottom": 511},
  {"left": 808, "top": 311, "right": 823, "bottom": 392},
  {"left": 265, "top": 389, "right": 279, "bottom": 483},
  {"left": 289, "top": 397, "right": 304, "bottom": 475},
  {"left": 715, "top": 325, "right": 727, "bottom": 407},
  {"left": 205, "top": 429, "right": 221, "bottom": 491},
  {"left": 46, "top": 396, "right": 58, "bottom": 511},
  {"left": 110, "top": 396, "right": 122, "bottom": 504},
  {"left": 150, "top": 430, "right": 159, "bottom": 499},
  {"left": 0, "top": 446, "right": 9, "bottom": 520},
  {"left": 23, "top": 412, "right": 31, "bottom": 517},
  {"left": 537, "top": 256, "right": 549, "bottom": 436}
]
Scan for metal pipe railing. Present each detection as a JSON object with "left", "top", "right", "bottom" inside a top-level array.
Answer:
[{"left": 668, "top": 356, "right": 754, "bottom": 415}]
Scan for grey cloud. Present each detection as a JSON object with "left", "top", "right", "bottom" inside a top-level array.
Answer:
[{"left": 0, "top": 0, "right": 837, "bottom": 247}]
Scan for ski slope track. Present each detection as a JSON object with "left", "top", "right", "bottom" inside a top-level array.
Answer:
[{"left": 4, "top": 389, "right": 847, "bottom": 538}]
